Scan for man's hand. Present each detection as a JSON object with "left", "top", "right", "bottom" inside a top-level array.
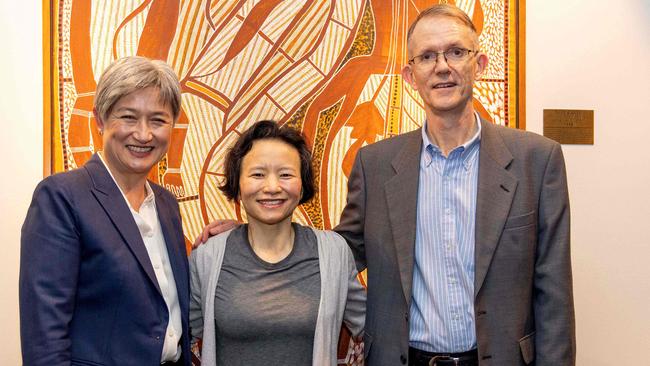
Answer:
[{"left": 192, "top": 219, "right": 241, "bottom": 248}]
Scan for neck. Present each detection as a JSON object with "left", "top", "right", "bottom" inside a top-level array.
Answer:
[
  {"left": 247, "top": 218, "right": 295, "bottom": 263},
  {"left": 100, "top": 152, "right": 148, "bottom": 211},
  {"left": 425, "top": 105, "right": 478, "bottom": 157}
]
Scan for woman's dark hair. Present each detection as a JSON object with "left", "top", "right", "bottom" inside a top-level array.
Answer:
[{"left": 219, "top": 120, "right": 315, "bottom": 204}]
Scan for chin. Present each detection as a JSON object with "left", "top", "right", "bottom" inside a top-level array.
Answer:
[
  {"left": 432, "top": 99, "right": 466, "bottom": 112},
  {"left": 432, "top": 105, "right": 460, "bottom": 113},
  {"left": 126, "top": 164, "right": 157, "bottom": 175},
  {"left": 250, "top": 214, "right": 293, "bottom": 227}
]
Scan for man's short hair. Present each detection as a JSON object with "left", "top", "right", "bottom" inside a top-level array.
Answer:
[
  {"left": 407, "top": 4, "right": 479, "bottom": 54},
  {"left": 219, "top": 120, "right": 315, "bottom": 205},
  {"left": 94, "top": 56, "right": 182, "bottom": 122}
]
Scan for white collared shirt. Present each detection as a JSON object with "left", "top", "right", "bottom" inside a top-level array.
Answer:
[{"left": 98, "top": 153, "right": 183, "bottom": 363}]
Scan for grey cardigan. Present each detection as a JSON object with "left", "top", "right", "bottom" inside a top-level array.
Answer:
[{"left": 189, "top": 228, "right": 366, "bottom": 366}]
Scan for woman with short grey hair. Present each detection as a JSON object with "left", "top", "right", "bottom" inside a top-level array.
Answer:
[{"left": 20, "top": 56, "right": 191, "bottom": 366}]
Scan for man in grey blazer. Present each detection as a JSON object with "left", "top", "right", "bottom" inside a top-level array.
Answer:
[{"left": 334, "top": 4, "right": 575, "bottom": 366}]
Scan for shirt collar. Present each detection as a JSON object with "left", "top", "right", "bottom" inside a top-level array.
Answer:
[
  {"left": 421, "top": 112, "right": 482, "bottom": 168},
  {"left": 97, "top": 152, "right": 155, "bottom": 211}
]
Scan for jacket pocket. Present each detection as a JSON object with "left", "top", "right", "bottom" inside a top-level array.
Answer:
[
  {"left": 504, "top": 211, "right": 536, "bottom": 230},
  {"left": 518, "top": 331, "right": 536, "bottom": 365}
]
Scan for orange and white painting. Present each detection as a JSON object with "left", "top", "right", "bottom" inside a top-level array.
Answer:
[{"left": 46, "top": 1, "right": 522, "bottom": 363}]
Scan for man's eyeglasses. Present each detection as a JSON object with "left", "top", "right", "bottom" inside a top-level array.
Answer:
[{"left": 408, "top": 47, "right": 477, "bottom": 67}]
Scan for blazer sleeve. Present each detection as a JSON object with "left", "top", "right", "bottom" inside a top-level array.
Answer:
[
  {"left": 534, "top": 143, "right": 576, "bottom": 365},
  {"left": 342, "top": 246, "right": 366, "bottom": 338},
  {"left": 335, "top": 151, "right": 368, "bottom": 271},
  {"left": 19, "top": 177, "right": 81, "bottom": 366}
]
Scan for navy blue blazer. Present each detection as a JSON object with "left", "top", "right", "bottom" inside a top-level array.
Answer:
[{"left": 20, "top": 154, "right": 191, "bottom": 366}]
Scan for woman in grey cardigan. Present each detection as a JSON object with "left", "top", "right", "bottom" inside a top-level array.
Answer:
[{"left": 189, "top": 121, "right": 365, "bottom": 366}]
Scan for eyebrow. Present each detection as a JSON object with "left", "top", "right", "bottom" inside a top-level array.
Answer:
[
  {"left": 113, "top": 107, "right": 172, "bottom": 118},
  {"left": 246, "top": 164, "right": 298, "bottom": 171}
]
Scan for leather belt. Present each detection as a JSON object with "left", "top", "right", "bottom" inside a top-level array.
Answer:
[{"left": 408, "top": 347, "right": 479, "bottom": 366}]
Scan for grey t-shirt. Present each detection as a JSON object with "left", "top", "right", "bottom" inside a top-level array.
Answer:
[{"left": 214, "top": 223, "right": 321, "bottom": 365}]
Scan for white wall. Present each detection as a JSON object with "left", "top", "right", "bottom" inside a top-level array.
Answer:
[
  {"left": 2, "top": 0, "right": 649, "bottom": 364},
  {"left": 527, "top": 0, "right": 650, "bottom": 364},
  {"left": 0, "top": 1, "right": 42, "bottom": 362}
]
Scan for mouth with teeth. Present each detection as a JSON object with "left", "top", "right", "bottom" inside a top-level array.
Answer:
[
  {"left": 126, "top": 145, "right": 155, "bottom": 154},
  {"left": 257, "top": 199, "right": 286, "bottom": 208},
  {"left": 433, "top": 82, "right": 456, "bottom": 89}
]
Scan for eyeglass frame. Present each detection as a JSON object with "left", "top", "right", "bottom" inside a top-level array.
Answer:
[{"left": 407, "top": 47, "right": 479, "bottom": 67}]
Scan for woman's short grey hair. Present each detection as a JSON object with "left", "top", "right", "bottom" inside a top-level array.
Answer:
[{"left": 93, "top": 56, "right": 182, "bottom": 122}]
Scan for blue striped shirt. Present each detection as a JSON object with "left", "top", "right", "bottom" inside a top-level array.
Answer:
[{"left": 409, "top": 114, "right": 481, "bottom": 352}]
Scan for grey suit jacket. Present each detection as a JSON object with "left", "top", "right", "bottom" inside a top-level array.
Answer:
[{"left": 335, "top": 119, "right": 575, "bottom": 366}]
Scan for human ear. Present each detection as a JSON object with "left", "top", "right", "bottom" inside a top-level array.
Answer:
[
  {"left": 93, "top": 108, "right": 105, "bottom": 135},
  {"left": 402, "top": 64, "right": 418, "bottom": 90},
  {"left": 475, "top": 53, "right": 488, "bottom": 80}
]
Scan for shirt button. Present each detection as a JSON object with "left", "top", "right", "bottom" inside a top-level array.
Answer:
[
  {"left": 168, "top": 331, "right": 174, "bottom": 338},
  {"left": 154, "top": 264, "right": 160, "bottom": 270}
]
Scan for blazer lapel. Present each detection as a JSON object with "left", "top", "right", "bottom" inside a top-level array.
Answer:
[
  {"left": 155, "top": 190, "right": 189, "bottom": 312},
  {"left": 384, "top": 131, "right": 422, "bottom": 305},
  {"left": 474, "top": 120, "right": 517, "bottom": 297},
  {"left": 85, "top": 154, "right": 162, "bottom": 295}
]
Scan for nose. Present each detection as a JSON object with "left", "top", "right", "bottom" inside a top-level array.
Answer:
[
  {"left": 262, "top": 175, "right": 282, "bottom": 193},
  {"left": 133, "top": 119, "right": 153, "bottom": 142},
  {"left": 433, "top": 54, "right": 451, "bottom": 74}
]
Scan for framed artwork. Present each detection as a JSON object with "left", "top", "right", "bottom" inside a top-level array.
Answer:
[{"left": 43, "top": 0, "right": 524, "bottom": 362}]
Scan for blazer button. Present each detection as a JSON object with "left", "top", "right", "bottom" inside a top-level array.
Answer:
[{"left": 400, "top": 354, "right": 407, "bottom": 364}]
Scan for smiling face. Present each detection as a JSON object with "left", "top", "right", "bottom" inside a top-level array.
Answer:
[
  {"left": 402, "top": 15, "right": 487, "bottom": 117},
  {"left": 238, "top": 139, "right": 303, "bottom": 228},
  {"left": 95, "top": 86, "right": 174, "bottom": 183}
]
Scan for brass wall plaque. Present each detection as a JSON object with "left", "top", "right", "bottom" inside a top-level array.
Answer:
[{"left": 543, "top": 109, "right": 594, "bottom": 144}]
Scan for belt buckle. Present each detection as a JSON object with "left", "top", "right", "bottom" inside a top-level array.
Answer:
[{"left": 429, "top": 355, "right": 460, "bottom": 366}]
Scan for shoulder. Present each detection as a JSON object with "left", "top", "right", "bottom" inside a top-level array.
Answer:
[
  {"left": 49, "top": 166, "right": 92, "bottom": 186},
  {"left": 358, "top": 129, "right": 421, "bottom": 160},
  {"left": 482, "top": 122, "right": 565, "bottom": 171},
  {"left": 309, "top": 227, "right": 346, "bottom": 245},
  {"left": 309, "top": 227, "right": 353, "bottom": 258},
  {"left": 191, "top": 230, "right": 232, "bottom": 261},
  {"left": 33, "top": 167, "right": 91, "bottom": 199},
  {"left": 486, "top": 122, "right": 559, "bottom": 153}
]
